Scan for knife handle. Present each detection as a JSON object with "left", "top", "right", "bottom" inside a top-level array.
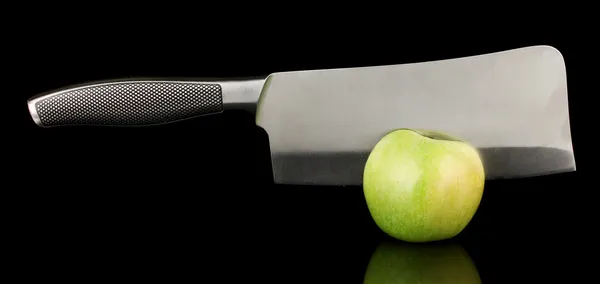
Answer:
[{"left": 27, "top": 79, "right": 266, "bottom": 127}]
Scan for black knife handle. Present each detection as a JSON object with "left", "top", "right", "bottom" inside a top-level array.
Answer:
[{"left": 27, "top": 80, "right": 228, "bottom": 127}]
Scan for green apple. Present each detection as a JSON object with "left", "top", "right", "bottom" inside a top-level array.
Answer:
[
  {"left": 363, "top": 241, "right": 481, "bottom": 284},
  {"left": 363, "top": 129, "right": 484, "bottom": 242}
]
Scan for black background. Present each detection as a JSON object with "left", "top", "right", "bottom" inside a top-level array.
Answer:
[{"left": 12, "top": 11, "right": 589, "bottom": 282}]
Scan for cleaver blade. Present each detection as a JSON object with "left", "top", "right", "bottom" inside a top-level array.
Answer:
[{"left": 27, "top": 45, "right": 576, "bottom": 185}]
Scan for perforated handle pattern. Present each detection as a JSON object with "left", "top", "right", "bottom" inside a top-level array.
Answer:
[{"left": 29, "top": 81, "right": 223, "bottom": 126}]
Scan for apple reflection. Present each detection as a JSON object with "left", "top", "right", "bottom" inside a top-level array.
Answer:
[{"left": 363, "top": 241, "right": 481, "bottom": 284}]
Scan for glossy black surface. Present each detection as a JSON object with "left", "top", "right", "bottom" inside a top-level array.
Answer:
[
  {"left": 19, "top": 120, "right": 583, "bottom": 282},
  {"left": 16, "top": 26, "right": 586, "bottom": 282}
]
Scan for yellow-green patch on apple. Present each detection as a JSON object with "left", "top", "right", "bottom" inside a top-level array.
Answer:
[{"left": 363, "top": 129, "right": 485, "bottom": 243}]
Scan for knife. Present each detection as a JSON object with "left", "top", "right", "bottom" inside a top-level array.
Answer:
[{"left": 27, "top": 45, "right": 576, "bottom": 185}]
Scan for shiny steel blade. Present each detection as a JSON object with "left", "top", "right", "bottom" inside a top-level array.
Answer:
[{"left": 256, "top": 46, "right": 575, "bottom": 185}]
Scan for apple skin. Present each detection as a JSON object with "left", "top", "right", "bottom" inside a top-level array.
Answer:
[
  {"left": 363, "top": 241, "right": 481, "bottom": 284},
  {"left": 363, "top": 129, "right": 484, "bottom": 242}
]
